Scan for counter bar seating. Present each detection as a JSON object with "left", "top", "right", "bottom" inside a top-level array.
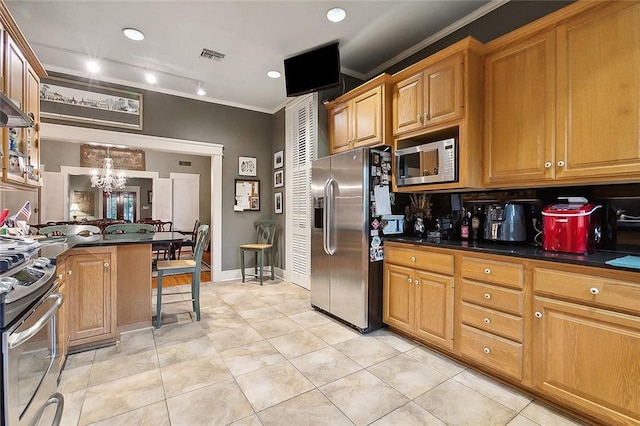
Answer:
[
  {"left": 38, "top": 224, "right": 101, "bottom": 237},
  {"left": 104, "top": 223, "right": 155, "bottom": 234},
  {"left": 155, "top": 224, "right": 209, "bottom": 329},
  {"left": 240, "top": 220, "right": 278, "bottom": 285}
]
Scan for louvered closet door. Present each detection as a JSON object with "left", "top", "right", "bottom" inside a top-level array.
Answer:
[{"left": 286, "top": 94, "right": 317, "bottom": 289}]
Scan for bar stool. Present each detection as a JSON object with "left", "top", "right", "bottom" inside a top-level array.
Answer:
[
  {"left": 155, "top": 224, "right": 209, "bottom": 329},
  {"left": 239, "top": 220, "right": 278, "bottom": 285}
]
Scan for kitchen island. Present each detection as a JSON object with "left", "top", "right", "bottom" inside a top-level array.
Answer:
[{"left": 39, "top": 232, "right": 185, "bottom": 353}]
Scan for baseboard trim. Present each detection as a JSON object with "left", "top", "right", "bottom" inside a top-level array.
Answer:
[{"left": 218, "top": 267, "right": 285, "bottom": 282}]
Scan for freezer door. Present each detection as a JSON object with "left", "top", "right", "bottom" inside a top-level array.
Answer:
[
  {"left": 310, "top": 156, "right": 331, "bottom": 311},
  {"left": 330, "top": 148, "right": 369, "bottom": 329}
]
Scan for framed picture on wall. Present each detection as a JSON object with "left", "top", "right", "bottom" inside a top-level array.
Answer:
[
  {"left": 274, "top": 150, "right": 283, "bottom": 169},
  {"left": 234, "top": 179, "right": 260, "bottom": 211},
  {"left": 238, "top": 156, "right": 257, "bottom": 176},
  {"left": 275, "top": 192, "right": 283, "bottom": 214},
  {"left": 274, "top": 170, "right": 284, "bottom": 188}
]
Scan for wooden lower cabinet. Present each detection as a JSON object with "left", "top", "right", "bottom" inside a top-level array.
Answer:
[
  {"left": 383, "top": 243, "right": 454, "bottom": 351},
  {"left": 66, "top": 247, "right": 117, "bottom": 348}
]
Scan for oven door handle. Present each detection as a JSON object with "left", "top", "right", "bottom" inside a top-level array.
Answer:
[
  {"left": 28, "top": 392, "right": 64, "bottom": 426},
  {"left": 8, "top": 293, "right": 64, "bottom": 350}
]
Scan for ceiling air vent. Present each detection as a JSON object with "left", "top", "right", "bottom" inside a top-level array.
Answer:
[
  {"left": 179, "top": 161, "right": 192, "bottom": 167},
  {"left": 200, "top": 48, "right": 225, "bottom": 61}
]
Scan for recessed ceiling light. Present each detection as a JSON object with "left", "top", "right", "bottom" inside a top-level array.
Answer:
[
  {"left": 197, "top": 84, "right": 206, "bottom": 96},
  {"left": 86, "top": 60, "right": 100, "bottom": 73},
  {"left": 267, "top": 70, "right": 281, "bottom": 79},
  {"left": 326, "top": 7, "right": 346, "bottom": 23},
  {"left": 123, "top": 27, "right": 145, "bottom": 41},
  {"left": 145, "top": 72, "right": 157, "bottom": 84}
]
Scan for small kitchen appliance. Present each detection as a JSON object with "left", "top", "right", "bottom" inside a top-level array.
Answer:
[
  {"left": 542, "top": 197, "right": 602, "bottom": 254},
  {"left": 483, "top": 203, "right": 526, "bottom": 242}
]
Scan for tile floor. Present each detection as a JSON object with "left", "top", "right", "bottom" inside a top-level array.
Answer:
[{"left": 58, "top": 279, "right": 587, "bottom": 426}]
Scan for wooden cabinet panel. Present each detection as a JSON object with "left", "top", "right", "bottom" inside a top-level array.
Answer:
[
  {"left": 532, "top": 296, "right": 640, "bottom": 425},
  {"left": 67, "top": 247, "right": 117, "bottom": 346},
  {"left": 352, "top": 85, "right": 382, "bottom": 148},
  {"left": 424, "top": 54, "right": 462, "bottom": 125},
  {"left": 460, "top": 279, "right": 524, "bottom": 316},
  {"left": 460, "top": 301, "right": 523, "bottom": 342},
  {"left": 556, "top": 2, "right": 640, "bottom": 180},
  {"left": 385, "top": 243, "right": 453, "bottom": 275},
  {"left": 483, "top": 30, "right": 556, "bottom": 185},
  {"left": 56, "top": 259, "right": 67, "bottom": 369},
  {"left": 25, "top": 64, "right": 39, "bottom": 183},
  {"left": 459, "top": 324, "right": 523, "bottom": 381},
  {"left": 460, "top": 256, "right": 524, "bottom": 289},
  {"left": 383, "top": 263, "right": 414, "bottom": 334},
  {"left": 534, "top": 266, "right": 640, "bottom": 316},
  {"left": 393, "top": 73, "right": 423, "bottom": 135},
  {"left": 326, "top": 74, "right": 391, "bottom": 154},
  {"left": 415, "top": 270, "right": 454, "bottom": 350},
  {"left": 329, "top": 102, "right": 351, "bottom": 153}
]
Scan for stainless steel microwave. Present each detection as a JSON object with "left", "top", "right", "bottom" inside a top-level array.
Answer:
[{"left": 394, "top": 138, "right": 457, "bottom": 186}]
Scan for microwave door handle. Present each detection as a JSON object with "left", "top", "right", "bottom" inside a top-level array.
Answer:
[
  {"left": 8, "top": 293, "right": 64, "bottom": 349},
  {"left": 28, "top": 392, "right": 64, "bottom": 426},
  {"left": 326, "top": 178, "right": 337, "bottom": 255}
]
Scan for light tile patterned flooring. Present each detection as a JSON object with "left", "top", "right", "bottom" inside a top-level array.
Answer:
[{"left": 59, "top": 280, "right": 586, "bottom": 425}]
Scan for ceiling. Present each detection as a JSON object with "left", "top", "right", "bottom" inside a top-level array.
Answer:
[{"left": 6, "top": 0, "right": 503, "bottom": 114}]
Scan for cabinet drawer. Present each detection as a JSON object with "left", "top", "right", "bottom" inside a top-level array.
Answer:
[
  {"left": 460, "top": 280, "right": 524, "bottom": 316},
  {"left": 534, "top": 267, "right": 640, "bottom": 316},
  {"left": 385, "top": 245, "right": 454, "bottom": 275},
  {"left": 459, "top": 324, "right": 523, "bottom": 380},
  {"left": 460, "top": 301, "right": 523, "bottom": 342},
  {"left": 461, "top": 257, "right": 524, "bottom": 289}
]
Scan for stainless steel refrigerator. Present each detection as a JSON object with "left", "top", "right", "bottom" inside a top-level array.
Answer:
[{"left": 310, "top": 147, "right": 385, "bottom": 333}]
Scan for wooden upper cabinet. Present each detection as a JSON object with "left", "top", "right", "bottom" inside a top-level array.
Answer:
[
  {"left": 393, "top": 54, "right": 462, "bottom": 136},
  {"left": 25, "top": 64, "right": 40, "bottom": 184},
  {"left": 483, "top": 1, "right": 640, "bottom": 188},
  {"left": 555, "top": 2, "right": 640, "bottom": 181},
  {"left": 326, "top": 73, "right": 392, "bottom": 154},
  {"left": 483, "top": 30, "right": 556, "bottom": 186}
]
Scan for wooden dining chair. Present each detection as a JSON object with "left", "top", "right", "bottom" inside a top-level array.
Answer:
[
  {"left": 240, "top": 220, "right": 278, "bottom": 285},
  {"left": 104, "top": 223, "right": 155, "bottom": 234},
  {"left": 38, "top": 224, "right": 101, "bottom": 237},
  {"left": 175, "top": 219, "right": 201, "bottom": 259},
  {"left": 155, "top": 224, "right": 209, "bottom": 329}
]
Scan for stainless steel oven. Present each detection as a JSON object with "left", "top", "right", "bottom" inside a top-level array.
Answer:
[{"left": 0, "top": 257, "right": 63, "bottom": 426}]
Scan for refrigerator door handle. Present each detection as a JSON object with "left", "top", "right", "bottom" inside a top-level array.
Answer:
[
  {"left": 325, "top": 178, "right": 337, "bottom": 255},
  {"left": 323, "top": 179, "right": 331, "bottom": 255}
]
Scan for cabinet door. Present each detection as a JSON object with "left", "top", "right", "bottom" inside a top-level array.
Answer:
[
  {"left": 68, "top": 250, "right": 116, "bottom": 344},
  {"left": 556, "top": 2, "right": 640, "bottom": 180},
  {"left": 533, "top": 296, "right": 640, "bottom": 425},
  {"left": 4, "top": 35, "right": 27, "bottom": 183},
  {"left": 25, "top": 65, "right": 40, "bottom": 184},
  {"left": 56, "top": 260, "right": 67, "bottom": 369},
  {"left": 329, "top": 102, "right": 351, "bottom": 154},
  {"left": 383, "top": 263, "right": 414, "bottom": 334},
  {"left": 483, "top": 31, "right": 556, "bottom": 185},
  {"left": 393, "top": 73, "right": 423, "bottom": 135},
  {"left": 424, "top": 54, "right": 462, "bottom": 125},
  {"left": 352, "top": 86, "right": 382, "bottom": 148},
  {"left": 415, "top": 270, "right": 454, "bottom": 351}
]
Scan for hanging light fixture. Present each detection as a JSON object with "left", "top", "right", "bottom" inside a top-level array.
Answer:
[{"left": 90, "top": 147, "right": 126, "bottom": 194}]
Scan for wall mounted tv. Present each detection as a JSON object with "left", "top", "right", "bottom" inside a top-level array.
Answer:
[{"left": 284, "top": 42, "right": 341, "bottom": 97}]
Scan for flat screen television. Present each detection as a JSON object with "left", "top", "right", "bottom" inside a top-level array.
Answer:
[{"left": 284, "top": 42, "right": 341, "bottom": 97}]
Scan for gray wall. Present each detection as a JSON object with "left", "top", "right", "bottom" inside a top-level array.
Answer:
[
  {"left": 271, "top": 108, "right": 286, "bottom": 270},
  {"left": 41, "top": 140, "right": 212, "bottom": 226}
]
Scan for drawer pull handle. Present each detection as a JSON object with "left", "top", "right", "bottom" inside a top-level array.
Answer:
[
  {"left": 410, "top": 256, "right": 416, "bottom": 262},
  {"left": 484, "top": 268, "right": 491, "bottom": 274},
  {"left": 557, "top": 160, "right": 565, "bottom": 167},
  {"left": 483, "top": 347, "right": 491, "bottom": 354},
  {"left": 414, "top": 280, "right": 419, "bottom": 285},
  {"left": 544, "top": 161, "right": 552, "bottom": 168},
  {"left": 535, "top": 311, "right": 543, "bottom": 318},
  {"left": 407, "top": 278, "right": 413, "bottom": 283},
  {"left": 590, "top": 287, "right": 599, "bottom": 295},
  {"left": 57, "top": 274, "right": 63, "bottom": 280},
  {"left": 104, "top": 262, "right": 110, "bottom": 268},
  {"left": 484, "top": 318, "right": 491, "bottom": 324},
  {"left": 484, "top": 293, "right": 491, "bottom": 300}
]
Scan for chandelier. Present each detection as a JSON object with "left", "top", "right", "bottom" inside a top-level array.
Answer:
[{"left": 90, "top": 151, "right": 126, "bottom": 194}]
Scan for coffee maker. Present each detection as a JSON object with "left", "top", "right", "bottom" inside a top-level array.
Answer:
[{"left": 484, "top": 203, "right": 527, "bottom": 242}]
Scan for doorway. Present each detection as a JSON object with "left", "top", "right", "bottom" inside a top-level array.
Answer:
[{"left": 103, "top": 191, "right": 137, "bottom": 222}]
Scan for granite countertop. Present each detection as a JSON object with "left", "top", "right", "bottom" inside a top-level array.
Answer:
[
  {"left": 384, "top": 236, "right": 640, "bottom": 273},
  {"left": 35, "top": 232, "right": 185, "bottom": 261}
]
